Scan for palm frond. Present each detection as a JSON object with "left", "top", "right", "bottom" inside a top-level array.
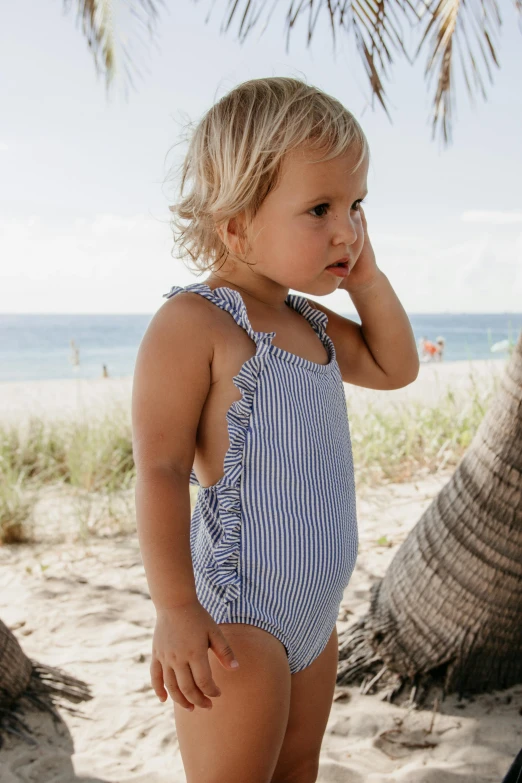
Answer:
[
  {"left": 415, "top": 0, "right": 503, "bottom": 145},
  {"left": 206, "top": 0, "right": 520, "bottom": 144},
  {"left": 210, "top": 0, "right": 419, "bottom": 122},
  {"left": 62, "top": 0, "right": 520, "bottom": 145},
  {"left": 62, "top": 0, "right": 164, "bottom": 96}
]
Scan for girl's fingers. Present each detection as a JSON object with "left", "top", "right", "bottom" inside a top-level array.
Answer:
[
  {"left": 175, "top": 662, "right": 213, "bottom": 709},
  {"left": 163, "top": 664, "right": 195, "bottom": 710},
  {"left": 150, "top": 656, "right": 167, "bottom": 701},
  {"left": 188, "top": 655, "right": 222, "bottom": 699},
  {"left": 208, "top": 627, "right": 240, "bottom": 670}
]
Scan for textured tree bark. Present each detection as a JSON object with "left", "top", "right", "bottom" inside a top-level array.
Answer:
[
  {"left": 338, "top": 330, "right": 522, "bottom": 700},
  {"left": 0, "top": 618, "right": 92, "bottom": 748}
]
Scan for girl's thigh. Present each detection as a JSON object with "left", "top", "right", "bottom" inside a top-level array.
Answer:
[
  {"left": 174, "top": 622, "right": 292, "bottom": 783},
  {"left": 271, "top": 625, "right": 338, "bottom": 783}
]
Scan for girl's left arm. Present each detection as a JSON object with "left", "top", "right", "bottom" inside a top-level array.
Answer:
[{"left": 308, "top": 207, "right": 420, "bottom": 390}]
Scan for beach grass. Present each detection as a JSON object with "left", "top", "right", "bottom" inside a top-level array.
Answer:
[
  {"left": 349, "top": 379, "right": 496, "bottom": 484},
  {"left": 0, "top": 370, "right": 499, "bottom": 544}
]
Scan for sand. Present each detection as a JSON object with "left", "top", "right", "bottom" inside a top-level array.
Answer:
[
  {"left": 1, "top": 357, "right": 520, "bottom": 782},
  {"left": 0, "top": 358, "right": 506, "bottom": 427}
]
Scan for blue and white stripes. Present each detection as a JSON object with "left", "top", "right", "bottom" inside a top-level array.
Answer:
[{"left": 163, "top": 282, "right": 358, "bottom": 673}]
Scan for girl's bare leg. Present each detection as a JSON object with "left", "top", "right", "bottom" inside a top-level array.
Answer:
[
  {"left": 174, "top": 623, "right": 292, "bottom": 783},
  {"left": 271, "top": 625, "right": 338, "bottom": 783}
]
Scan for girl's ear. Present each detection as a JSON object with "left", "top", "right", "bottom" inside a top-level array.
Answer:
[{"left": 216, "top": 214, "right": 248, "bottom": 258}]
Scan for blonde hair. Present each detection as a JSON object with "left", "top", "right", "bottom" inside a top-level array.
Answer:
[{"left": 167, "top": 76, "right": 369, "bottom": 274}]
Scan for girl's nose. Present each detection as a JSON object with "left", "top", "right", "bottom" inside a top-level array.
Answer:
[{"left": 335, "top": 212, "right": 359, "bottom": 246}]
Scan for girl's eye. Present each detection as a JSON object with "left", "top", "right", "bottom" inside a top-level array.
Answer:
[
  {"left": 309, "top": 203, "right": 330, "bottom": 218},
  {"left": 308, "top": 198, "right": 366, "bottom": 219}
]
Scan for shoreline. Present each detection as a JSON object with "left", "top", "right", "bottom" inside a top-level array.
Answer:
[{"left": 0, "top": 358, "right": 508, "bottom": 426}]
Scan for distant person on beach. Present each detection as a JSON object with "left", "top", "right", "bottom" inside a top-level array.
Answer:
[
  {"left": 69, "top": 338, "right": 80, "bottom": 368},
  {"left": 132, "top": 77, "right": 419, "bottom": 781},
  {"left": 102, "top": 364, "right": 109, "bottom": 378},
  {"left": 435, "top": 336, "right": 445, "bottom": 361},
  {"left": 420, "top": 336, "right": 444, "bottom": 362}
]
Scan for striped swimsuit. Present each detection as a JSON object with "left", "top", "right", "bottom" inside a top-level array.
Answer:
[{"left": 163, "top": 282, "right": 358, "bottom": 674}]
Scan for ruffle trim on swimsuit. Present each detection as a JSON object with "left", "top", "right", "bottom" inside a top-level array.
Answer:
[
  {"left": 286, "top": 294, "right": 329, "bottom": 336},
  {"left": 162, "top": 282, "right": 278, "bottom": 604}
]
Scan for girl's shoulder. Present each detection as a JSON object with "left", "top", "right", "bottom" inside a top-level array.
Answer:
[
  {"left": 132, "top": 292, "right": 216, "bottom": 474},
  {"left": 137, "top": 288, "right": 216, "bottom": 379}
]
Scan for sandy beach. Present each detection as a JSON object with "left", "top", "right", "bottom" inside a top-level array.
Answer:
[
  {"left": 1, "top": 357, "right": 520, "bottom": 782},
  {"left": 0, "top": 358, "right": 507, "bottom": 427}
]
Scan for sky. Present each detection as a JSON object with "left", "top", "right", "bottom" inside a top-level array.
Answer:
[{"left": 1, "top": 0, "right": 521, "bottom": 315}]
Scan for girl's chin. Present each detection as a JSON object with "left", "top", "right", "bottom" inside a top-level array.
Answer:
[
  {"left": 298, "top": 280, "right": 342, "bottom": 297},
  {"left": 285, "top": 270, "right": 344, "bottom": 295}
]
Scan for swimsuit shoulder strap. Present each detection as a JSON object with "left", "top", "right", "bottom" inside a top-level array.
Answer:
[
  {"left": 162, "top": 282, "right": 277, "bottom": 488},
  {"left": 285, "top": 293, "right": 330, "bottom": 336},
  {"left": 163, "top": 282, "right": 277, "bottom": 349}
]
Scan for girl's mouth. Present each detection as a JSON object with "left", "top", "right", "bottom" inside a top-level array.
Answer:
[{"left": 326, "top": 261, "right": 349, "bottom": 277}]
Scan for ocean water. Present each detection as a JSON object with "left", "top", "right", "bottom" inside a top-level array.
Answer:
[{"left": 0, "top": 312, "right": 520, "bottom": 383}]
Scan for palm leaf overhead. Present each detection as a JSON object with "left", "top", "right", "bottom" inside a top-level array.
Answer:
[
  {"left": 216, "top": 0, "right": 515, "bottom": 143},
  {"left": 214, "top": 0, "right": 418, "bottom": 118},
  {"left": 62, "top": 0, "right": 164, "bottom": 95},
  {"left": 62, "top": 0, "right": 521, "bottom": 141},
  {"left": 415, "top": 0, "right": 503, "bottom": 143}
]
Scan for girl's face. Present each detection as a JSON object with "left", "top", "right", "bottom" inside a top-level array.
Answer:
[{"left": 244, "top": 144, "right": 369, "bottom": 296}]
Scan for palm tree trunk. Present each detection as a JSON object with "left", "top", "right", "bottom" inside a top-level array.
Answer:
[
  {"left": 338, "top": 330, "right": 522, "bottom": 700},
  {"left": 0, "top": 618, "right": 92, "bottom": 748}
]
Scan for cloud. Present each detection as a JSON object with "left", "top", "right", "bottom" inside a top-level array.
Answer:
[
  {"left": 1, "top": 214, "right": 521, "bottom": 314},
  {"left": 461, "top": 210, "right": 522, "bottom": 225},
  {"left": 0, "top": 214, "right": 196, "bottom": 313},
  {"left": 374, "top": 234, "right": 425, "bottom": 245},
  {"left": 369, "top": 231, "right": 522, "bottom": 313}
]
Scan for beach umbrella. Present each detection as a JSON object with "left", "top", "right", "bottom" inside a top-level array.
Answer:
[{"left": 491, "top": 339, "right": 511, "bottom": 353}]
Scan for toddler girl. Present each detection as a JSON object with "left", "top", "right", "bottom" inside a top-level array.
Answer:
[{"left": 132, "top": 76, "right": 419, "bottom": 783}]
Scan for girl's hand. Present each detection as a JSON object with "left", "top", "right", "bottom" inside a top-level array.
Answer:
[
  {"left": 151, "top": 601, "right": 240, "bottom": 711},
  {"left": 338, "top": 206, "right": 379, "bottom": 293}
]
